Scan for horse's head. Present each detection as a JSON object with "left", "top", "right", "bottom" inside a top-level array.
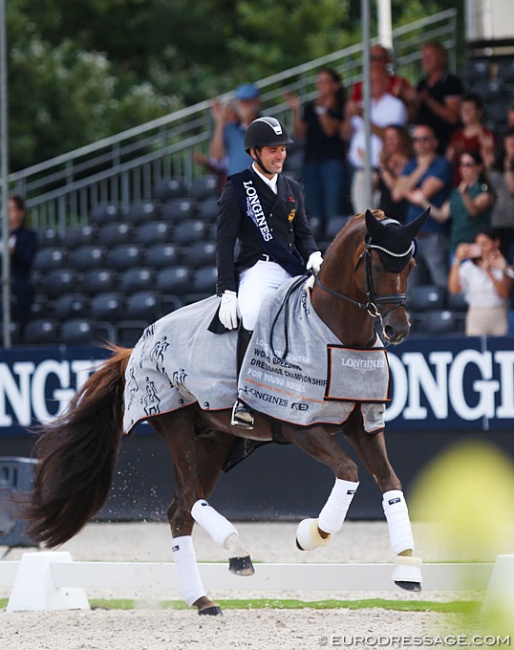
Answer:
[{"left": 361, "top": 208, "right": 429, "bottom": 344}]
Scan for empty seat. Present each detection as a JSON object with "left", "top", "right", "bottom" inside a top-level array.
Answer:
[
  {"left": 82, "top": 269, "right": 118, "bottom": 295},
  {"left": 54, "top": 294, "right": 89, "bottom": 320},
  {"left": 469, "top": 78, "right": 505, "bottom": 102},
  {"left": 135, "top": 221, "right": 172, "bottom": 246},
  {"left": 23, "top": 318, "right": 59, "bottom": 345},
  {"left": 447, "top": 291, "right": 468, "bottom": 312},
  {"left": 173, "top": 220, "right": 208, "bottom": 245},
  {"left": 153, "top": 177, "right": 185, "bottom": 202},
  {"left": 497, "top": 59, "right": 514, "bottom": 83},
  {"left": 155, "top": 266, "right": 192, "bottom": 294},
  {"left": 70, "top": 245, "right": 106, "bottom": 271},
  {"left": 189, "top": 175, "right": 219, "bottom": 201},
  {"left": 60, "top": 318, "right": 95, "bottom": 345},
  {"left": 97, "top": 222, "right": 133, "bottom": 247},
  {"left": 459, "top": 59, "right": 490, "bottom": 84},
  {"left": 40, "top": 269, "right": 77, "bottom": 299},
  {"left": 144, "top": 243, "right": 180, "bottom": 268},
  {"left": 120, "top": 267, "right": 155, "bottom": 293},
  {"left": 123, "top": 291, "right": 160, "bottom": 321},
  {"left": 188, "top": 241, "right": 216, "bottom": 267},
  {"left": 190, "top": 265, "right": 217, "bottom": 293},
  {"left": 37, "top": 228, "right": 62, "bottom": 248},
  {"left": 325, "top": 215, "right": 351, "bottom": 239},
  {"left": 414, "top": 309, "right": 461, "bottom": 336},
  {"left": 161, "top": 198, "right": 196, "bottom": 222},
  {"left": 107, "top": 244, "right": 143, "bottom": 270},
  {"left": 407, "top": 284, "right": 446, "bottom": 312},
  {"left": 126, "top": 200, "right": 159, "bottom": 224},
  {"left": 197, "top": 196, "right": 219, "bottom": 221},
  {"left": 32, "top": 247, "right": 67, "bottom": 273},
  {"left": 63, "top": 225, "right": 96, "bottom": 250},
  {"left": 90, "top": 292, "right": 124, "bottom": 321},
  {"left": 90, "top": 203, "right": 124, "bottom": 225}
]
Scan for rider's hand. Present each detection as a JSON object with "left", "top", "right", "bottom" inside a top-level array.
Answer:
[
  {"left": 306, "top": 251, "right": 323, "bottom": 274},
  {"left": 219, "top": 290, "right": 239, "bottom": 329}
]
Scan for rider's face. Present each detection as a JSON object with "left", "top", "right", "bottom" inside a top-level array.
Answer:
[{"left": 253, "top": 145, "right": 287, "bottom": 176}]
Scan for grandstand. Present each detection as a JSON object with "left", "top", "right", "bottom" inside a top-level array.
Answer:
[{"left": 5, "top": 8, "right": 514, "bottom": 345}]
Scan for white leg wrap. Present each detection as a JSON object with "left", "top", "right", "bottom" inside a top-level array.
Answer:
[
  {"left": 382, "top": 489, "right": 414, "bottom": 554},
  {"left": 171, "top": 536, "right": 205, "bottom": 607},
  {"left": 191, "top": 499, "right": 238, "bottom": 548},
  {"left": 318, "top": 479, "right": 359, "bottom": 534}
]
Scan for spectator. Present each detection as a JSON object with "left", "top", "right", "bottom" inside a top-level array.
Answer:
[
  {"left": 209, "top": 83, "right": 262, "bottom": 178},
  {"left": 410, "top": 150, "right": 494, "bottom": 255},
  {"left": 446, "top": 93, "right": 495, "bottom": 186},
  {"left": 507, "top": 103, "right": 514, "bottom": 130},
  {"left": 377, "top": 125, "right": 412, "bottom": 223},
  {"left": 342, "top": 67, "right": 408, "bottom": 214},
  {"left": 414, "top": 41, "right": 463, "bottom": 153},
  {"left": 0, "top": 195, "right": 38, "bottom": 327},
  {"left": 284, "top": 68, "right": 347, "bottom": 234},
  {"left": 448, "top": 229, "right": 512, "bottom": 336},
  {"left": 482, "top": 138, "right": 514, "bottom": 257},
  {"left": 349, "top": 44, "right": 417, "bottom": 121},
  {"left": 391, "top": 124, "right": 452, "bottom": 288},
  {"left": 504, "top": 127, "right": 514, "bottom": 197}
]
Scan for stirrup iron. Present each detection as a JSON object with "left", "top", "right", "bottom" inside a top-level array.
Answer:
[{"left": 231, "top": 400, "right": 254, "bottom": 429}]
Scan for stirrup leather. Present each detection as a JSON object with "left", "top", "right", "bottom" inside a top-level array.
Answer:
[{"left": 231, "top": 399, "right": 254, "bottom": 429}]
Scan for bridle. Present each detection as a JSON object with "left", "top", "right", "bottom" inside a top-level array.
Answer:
[{"left": 312, "top": 239, "right": 414, "bottom": 342}]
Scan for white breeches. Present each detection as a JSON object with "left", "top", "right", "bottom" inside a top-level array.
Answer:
[{"left": 238, "top": 260, "right": 292, "bottom": 330}]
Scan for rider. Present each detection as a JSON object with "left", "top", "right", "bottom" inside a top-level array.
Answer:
[{"left": 215, "top": 116, "right": 323, "bottom": 429}]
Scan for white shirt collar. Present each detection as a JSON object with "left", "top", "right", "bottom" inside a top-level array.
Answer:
[{"left": 252, "top": 163, "right": 278, "bottom": 194}]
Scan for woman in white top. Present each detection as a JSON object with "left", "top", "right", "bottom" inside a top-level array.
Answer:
[{"left": 448, "top": 228, "right": 513, "bottom": 336}]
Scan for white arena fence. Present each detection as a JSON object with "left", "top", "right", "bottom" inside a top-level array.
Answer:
[{"left": 2, "top": 551, "right": 513, "bottom": 614}]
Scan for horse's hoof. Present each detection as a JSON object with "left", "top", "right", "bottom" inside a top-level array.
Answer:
[
  {"left": 395, "top": 580, "right": 422, "bottom": 592},
  {"left": 296, "top": 518, "right": 333, "bottom": 551},
  {"left": 229, "top": 555, "right": 255, "bottom": 576},
  {"left": 198, "top": 605, "right": 223, "bottom": 616}
]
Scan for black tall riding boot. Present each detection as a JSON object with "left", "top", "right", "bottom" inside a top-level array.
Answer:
[{"left": 231, "top": 326, "right": 254, "bottom": 429}]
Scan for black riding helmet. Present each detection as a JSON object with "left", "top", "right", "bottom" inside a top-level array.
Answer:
[{"left": 244, "top": 117, "right": 293, "bottom": 153}]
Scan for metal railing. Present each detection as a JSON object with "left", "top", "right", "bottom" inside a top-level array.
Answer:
[{"left": 7, "top": 9, "right": 458, "bottom": 232}]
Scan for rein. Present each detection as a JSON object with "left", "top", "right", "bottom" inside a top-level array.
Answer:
[{"left": 313, "top": 243, "right": 410, "bottom": 344}]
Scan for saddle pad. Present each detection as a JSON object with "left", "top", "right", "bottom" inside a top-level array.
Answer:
[{"left": 238, "top": 278, "right": 388, "bottom": 432}]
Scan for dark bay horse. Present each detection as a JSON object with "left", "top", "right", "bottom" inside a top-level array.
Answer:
[{"left": 23, "top": 209, "right": 429, "bottom": 615}]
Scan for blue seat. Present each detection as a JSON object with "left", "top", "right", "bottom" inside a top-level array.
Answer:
[
  {"left": 190, "top": 265, "right": 217, "bottom": 293},
  {"left": 54, "top": 294, "right": 89, "bottom": 320},
  {"left": 97, "top": 222, "right": 134, "bottom": 247},
  {"left": 41, "top": 269, "right": 77, "bottom": 299},
  {"left": 173, "top": 220, "right": 209, "bottom": 245},
  {"left": 153, "top": 177, "right": 185, "bottom": 202},
  {"left": 90, "top": 292, "right": 124, "bottom": 321},
  {"left": 70, "top": 245, "right": 106, "bottom": 271},
  {"left": 23, "top": 319, "right": 60, "bottom": 345},
  {"left": 188, "top": 241, "right": 216, "bottom": 267},
  {"left": 120, "top": 267, "right": 155, "bottom": 293},
  {"left": 60, "top": 319, "right": 95, "bottom": 345},
  {"left": 155, "top": 266, "right": 192, "bottom": 295},
  {"left": 107, "top": 244, "right": 143, "bottom": 271},
  {"left": 135, "top": 221, "right": 172, "bottom": 246},
  {"left": 63, "top": 225, "right": 96, "bottom": 250},
  {"left": 197, "top": 196, "right": 219, "bottom": 221},
  {"left": 407, "top": 284, "right": 446, "bottom": 312},
  {"left": 82, "top": 269, "right": 118, "bottom": 295},
  {"left": 126, "top": 200, "right": 159, "bottom": 224},
  {"left": 144, "top": 243, "right": 180, "bottom": 268},
  {"left": 123, "top": 291, "right": 160, "bottom": 321},
  {"left": 413, "top": 309, "right": 461, "bottom": 336},
  {"left": 90, "top": 203, "right": 124, "bottom": 225},
  {"left": 32, "top": 247, "right": 67, "bottom": 273},
  {"left": 189, "top": 176, "right": 218, "bottom": 201},
  {"left": 161, "top": 198, "right": 196, "bottom": 222}
]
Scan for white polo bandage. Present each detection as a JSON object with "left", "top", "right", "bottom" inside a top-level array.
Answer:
[
  {"left": 191, "top": 499, "right": 238, "bottom": 547},
  {"left": 171, "top": 535, "right": 205, "bottom": 606},
  {"left": 318, "top": 478, "right": 359, "bottom": 534},
  {"left": 382, "top": 489, "right": 414, "bottom": 554}
]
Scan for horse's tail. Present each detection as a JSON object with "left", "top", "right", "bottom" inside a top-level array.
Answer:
[{"left": 23, "top": 344, "right": 133, "bottom": 547}]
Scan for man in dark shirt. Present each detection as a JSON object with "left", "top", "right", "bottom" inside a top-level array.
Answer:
[{"left": 415, "top": 42, "right": 463, "bottom": 154}]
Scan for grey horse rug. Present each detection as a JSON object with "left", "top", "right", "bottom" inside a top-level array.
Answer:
[{"left": 122, "top": 278, "right": 390, "bottom": 435}]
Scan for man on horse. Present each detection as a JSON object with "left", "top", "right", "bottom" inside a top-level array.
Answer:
[{"left": 214, "top": 116, "right": 323, "bottom": 429}]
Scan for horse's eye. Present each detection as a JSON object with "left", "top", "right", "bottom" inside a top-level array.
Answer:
[{"left": 372, "top": 261, "right": 385, "bottom": 275}]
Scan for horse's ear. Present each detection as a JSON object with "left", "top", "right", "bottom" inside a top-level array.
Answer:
[
  {"left": 365, "top": 209, "right": 386, "bottom": 239},
  {"left": 403, "top": 208, "right": 430, "bottom": 241}
]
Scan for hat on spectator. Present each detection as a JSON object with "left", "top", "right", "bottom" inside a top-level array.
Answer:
[{"left": 235, "top": 83, "right": 260, "bottom": 101}]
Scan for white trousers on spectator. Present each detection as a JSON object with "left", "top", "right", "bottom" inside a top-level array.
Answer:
[
  {"left": 238, "top": 260, "right": 292, "bottom": 330},
  {"left": 351, "top": 169, "right": 379, "bottom": 214}
]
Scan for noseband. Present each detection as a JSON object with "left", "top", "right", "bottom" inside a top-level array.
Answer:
[{"left": 313, "top": 240, "right": 413, "bottom": 340}]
